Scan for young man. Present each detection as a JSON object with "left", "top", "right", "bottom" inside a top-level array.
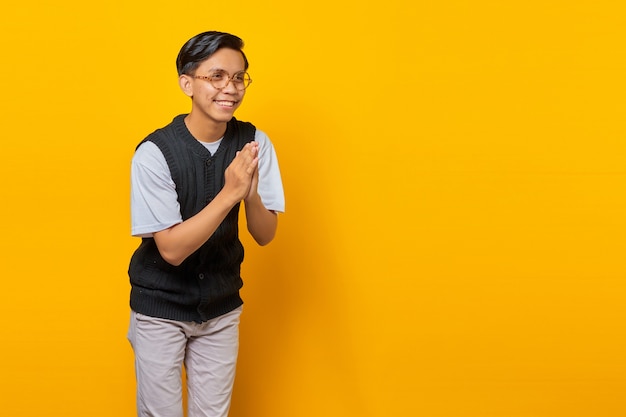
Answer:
[{"left": 127, "top": 31, "right": 284, "bottom": 417}]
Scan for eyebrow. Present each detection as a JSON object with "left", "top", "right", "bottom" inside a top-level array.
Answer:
[{"left": 206, "top": 67, "right": 245, "bottom": 74}]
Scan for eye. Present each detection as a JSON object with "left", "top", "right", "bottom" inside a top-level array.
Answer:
[
  {"left": 233, "top": 72, "right": 246, "bottom": 82},
  {"left": 210, "top": 72, "right": 225, "bottom": 80}
]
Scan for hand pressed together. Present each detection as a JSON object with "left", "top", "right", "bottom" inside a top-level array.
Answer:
[{"left": 223, "top": 141, "right": 259, "bottom": 203}]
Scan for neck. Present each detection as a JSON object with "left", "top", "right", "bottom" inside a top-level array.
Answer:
[{"left": 184, "top": 113, "right": 227, "bottom": 142}]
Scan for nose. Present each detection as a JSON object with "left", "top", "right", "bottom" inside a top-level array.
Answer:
[{"left": 221, "top": 77, "right": 239, "bottom": 93}]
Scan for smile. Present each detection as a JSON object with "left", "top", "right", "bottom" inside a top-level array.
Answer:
[{"left": 214, "top": 100, "right": 238, "bottom": 107}]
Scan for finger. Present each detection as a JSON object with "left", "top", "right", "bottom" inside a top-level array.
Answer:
[{"left": 245, "top": 157, "right": 259, "bottom": 175}]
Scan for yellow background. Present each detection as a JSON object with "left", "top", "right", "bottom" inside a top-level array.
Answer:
[{"left": 1, "top": 1, "right": 624, "bottom": 416}]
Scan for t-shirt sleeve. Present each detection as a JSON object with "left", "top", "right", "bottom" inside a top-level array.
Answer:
[
  {"left": 130, "top": 141, "right": 183, "bottom": 237},
  {"left": 255, "top": 130, "right": 285, "bottom": 213}
]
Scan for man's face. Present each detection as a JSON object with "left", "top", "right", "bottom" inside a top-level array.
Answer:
[{"left": 186, "top": 48, "right": 247, "bottom": 125}]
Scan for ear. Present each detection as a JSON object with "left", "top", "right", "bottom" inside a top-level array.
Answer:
[{"left": 179, "top": 74, "right": 193, "bottom": 97}]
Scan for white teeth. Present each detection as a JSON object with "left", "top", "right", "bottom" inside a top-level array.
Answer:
[{"left": 215, "top": 100, "right": 235, "bottom": 107}]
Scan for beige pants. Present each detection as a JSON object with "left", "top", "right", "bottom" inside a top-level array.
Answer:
[{"left": 127, "top": 307, "right": 242, "bottom": 417}]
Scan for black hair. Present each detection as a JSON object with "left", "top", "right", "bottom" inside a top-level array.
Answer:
[{"left": 176, "top": 31, "right": 249, "bottom": 76}]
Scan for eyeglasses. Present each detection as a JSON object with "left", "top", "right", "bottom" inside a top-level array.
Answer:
[{"left": 192, "top": 70, "right": 252, "bottom": 91}]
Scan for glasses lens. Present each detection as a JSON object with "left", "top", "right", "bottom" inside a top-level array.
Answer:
[
  {"left": 209, "top": 72, "right": 227, "bottom": 89},
  {"left": 233, "top": 72, "right": 251, "bottom": 90}
]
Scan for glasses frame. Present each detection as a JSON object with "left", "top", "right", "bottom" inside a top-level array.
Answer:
[{"left": 192, "top": 71, "right": 252, "bottom": 91}]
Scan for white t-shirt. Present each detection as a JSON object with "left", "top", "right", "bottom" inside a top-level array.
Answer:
[{"left": 131, "top": 129, "right": 285, "bottom": 237}]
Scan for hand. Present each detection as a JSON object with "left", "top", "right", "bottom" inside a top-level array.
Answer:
[
  {"left": 245, "top": 163, "right": 260, "bottom": 202},
  {"left": 223, "top": 142, "right": 259, "bottom": 203}
]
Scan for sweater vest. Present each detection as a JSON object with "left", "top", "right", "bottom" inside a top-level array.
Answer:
[{"left": 128, "top": 115, "right": 256, "bottom": 323}]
